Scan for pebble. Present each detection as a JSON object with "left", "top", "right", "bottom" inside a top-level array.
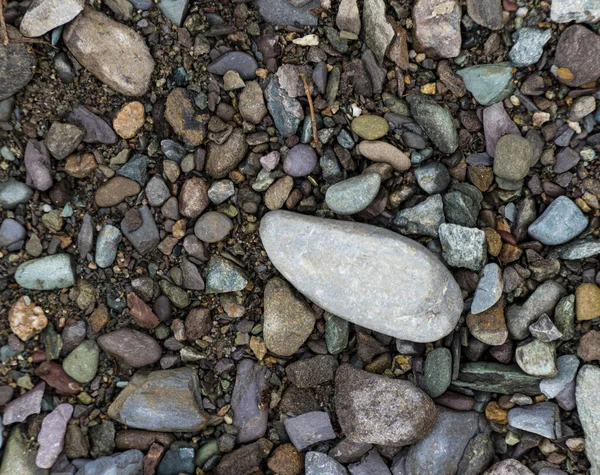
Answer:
[
  {"left": 179, "top": 177, "right": 209, "bottom": 218},
  {"left": 0, "top": 179, "right": 33, "bottom": 209},
  {"left": 483, "top": 459, "right": 534, "bottom": 475},
  {"left": 157, "top": 442, "right": 195, "bottom": 475},
  {"left": 551, "top": 0, "right": 600, "bottom": 23},
  {"left": 356, "top": 141, "right": 411, "bottom": 171},
  {"left": 159, "top": 280, "right": 190, "bottom": 308},
  {"left": 2, "top": 382, "right": 45, "bottom": 425},
  {"left": 263, "top": 277, "right": 316, "bottom": 356},
  {"left": 24, "top": 139, "right": 53, "bottom": 191},
  {"left": 393, "top": 194, "right": 445, "bottom": 237},
  {"left": 416, "top": 162, "right": 451, "bottom": 195},
  {"left": 305, "top": 451, "right": 348, "bottom": 475},
  {"left": 265, "top": 77, "right": 304, "bottom": 137},
  {"left": 97, "top": 328, "right": 162, "bottom": 367},
  {"left": 194, "top": 212, "right": 233, "bottom": 243},
  {"left": 506, "top": 280, "right": 567, "bottom": 340},
  {"left": 15, "top": 254, "right": 76, "bottom": 290},
  {"left": 483, "top": 102, "right": 520, "bottom": 157},
  {"left": 261, "top": 211, "right": 462, "bottom": 342},
  {"left": 405, "top": 409, "right": 480, "bottom": 475},
  {"left": 267, "top": 444, "right": 304, "bottom": 475},
  {"left": 165, "top": 88, "right": 207, "bottom": 147},
  {"left": 570, "top": 95, "right": 596, "bottom": 121},
  {"left": 156, "top": 0, "right": 189, "bottom": 26},
  {"left": 351, "top": 115, "right": 389, "bottom": 140},
  {"left": 145, "top": 176, "right": 171, "bottom": 207},
  {"left": 75, "top": 449, "right": 144, "bottom": 475},
  {"left": 576, "top": 365, "right": 600, "bottom": 473},
  {"left": 255, "top": 0, "right": 319, "bottom": 26},
  {"left": 113, "top": 101, "right": 145, "bottom": 139},
  {"left": 348, "top": 449, "right": 389, "bottom": 475},
  {"left": 120, "top": 205, "right": 159, "bottom": 255},
  {"left": 554, "top": 25, "right": 600, "bottom": 87},
  {"left": 265, "top": 176, "right": 294, "bottom": 210},
  {"left": 515, "top": 339, "right": 557, "bottom": 377},
  {"left": 207, "top": 51, "right": 258, "bottom": 80},
  {"left": 64, "top": 7, "right": 154, "bottom": 96},
  {"left": 205, "top": 256, "right": 248, "bottom": 293},
  {"left": 0, "top": 27, "right": 36, "bottom": 101},
  {"left": 466, "top": 0, "right": 503, "bottom": 30},
  {"left": 287, "top": 355, "right": 338, "bottom": 388},
  {"left": 509, "top": 28, "right": 552, "bottom": 68},
  {"left": 231, "top": 359, "right": 268, "bottom": 443},
  {"left": 439, "top": 223, "right": 487, "bottom": 271},
  {"left": 239, "top": 81, "right": 267, "bottom": 125},
  {"left": 0, "top": 219, "right": 26, "bottom": 251},
  {"left": 455, "top": 361, "right": 541, "bottom": 395},
  {"left": 471, "top": 263, "right": 503, "bottom": 314},
  {"left": 362, "top": 0, "right": 394, "bottom": 63},
  {"left": 36, "top": 403, "right": 73, "bottom": 469},
  {"left": 413, "top": 0, "right": 461, "bottom": 59},
  {"left": 528, "top": 196, "right": 588, "bottom": 245},
  {"left": 68, "top": 105, "right": 117, "bottom": 144},
  {"left": 108, "top": 367, "right": 210, "bottom": 432},
  {"left": 45, "top": 122, "right": 85, "bottom": 159},
  {"left": 283, "top": 144, "right": 318, "bottom": 177},
  {"left": 576, "top": 283, "right": 600, "bottom": 321},
  {"left": 62, "top": 340, "right": 99, "bottom": 384},
  {"left": 325, "top": 173, "right": 381, "bottom": 215},
  {"left": 65, "top": 152, "right": 98, "bottom": 178},
  {"left": 540, "top": 354, "right": 580, "bottom": 399},
  {"left": 337, "top": 0, "right": 360, "bottom": 34},
  {"left": 508, "top": 402, "right": 561, "bottom": 439},
  {"left": 206, "top": 128, "right": 247, "bottom": 178},
  {"left": 284, "top": 411, "right": 336, "bottom": 451},
  {"left": 20, "top": 0, "right": 84, "bottom": 37},
  {"left": 407, "top": 94, "right": 458, "bottom": 154},
  {"left": 95, "top": 177, "right": 141, "bottom": 207},
  {"left": 95, "top": 225, "right": 121, "bottom": 268},
  {"left": 336, "top": 364, "right": 436, "bottom": 445},
  {"left": 0, "top": 425, "right": 42, "bottom": 473},
  {"left": 423, "top": 347, "right": 452, "bottom": 398},
  {"left": 214, "top": 438, "right": 273, "bottom": 475},
  {"left": 208, "top": 180, "right": 235, "bottom": 204},
  {"left": 459, "top": 64, "right": 514, "bottom": 109}
]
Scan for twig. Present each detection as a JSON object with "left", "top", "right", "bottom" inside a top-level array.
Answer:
[
  {"left": 0, "top": 0, "right": 8, "bottom": 46},
  {"left": 299, "top": 73, "right": 321, "bottom": 153},
  {"left": 10, "top": 37, "right": 56, "bottom": 48}
]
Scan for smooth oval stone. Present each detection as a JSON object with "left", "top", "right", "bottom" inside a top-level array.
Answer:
[
  {"left": 15, "top": 254, "right": 76, "bottom": 290},
  {"left": 528, "top": 196, "right": 588, "bottom": 245},
  {"left": 0, "top": 178, "right": 33, "bottom": 209},
  {"left": 194, "top": 211, "right": 234, "bottom": 243},
  {"left": 260, "top": 211, "right": 463, "bottom": 342},
  {"left": 351, "top": 115, "right": 389, "bottom": 140},
  {"left": 422, "top": 347, "right": 452, "bottom": 398},
  {"left": 357, "top": 140, "right": 410, "bottom": 171},
  {"left": 62, "top": 340, "right": 100, "bottom": 384},
  {"left": 207, "top": 51, "right": 258, "bottom": 80},
  {"left": 97, "top": 328, "right": 161, "bottom": 367},
  {"left": 283, "top": 144, "right": 318, "bottom": 177},
  {"left": 95, "top": 225, "right": 122, "bottom": 268},
  {"left": 325, "top": 173, "right": 381, "bottom": 215}
]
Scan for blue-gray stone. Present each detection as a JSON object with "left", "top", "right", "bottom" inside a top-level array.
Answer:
[
  {"left": 284, "top": 411, "right": 336, "bottom": 451},
  {"left": 509, "top": 28, "right": 552, "bottom": 67},
  {"left": 407, "top": 94, "right": 458, "bottom": 154},
  {"left": 551, "top": 0, "right": 600, "bottom": 23},
  {"left": 0, "top": 425, "right": 47, "bottom": 475},
  {"left": 439, "top": 223, "right": 487, "bottom": 271},
  {"left": 0, "top": 218, "right": 26, "bottom": 250},
  {"left": 443, "top": 183, "right": 483, "bottom": 228},
  {"left": 325, "top": 173, "right": 381, "bottom": 215},
  {"left": 95, "top": 225, "right": 121, "bottom": 268},
  {"left": 422, "top": 347, "right": 452, "bottom": 398},
  {"left": 117, "top": 154, "right": 148, "bottom": 185},
  {"left": 231, "top": 359, "right": 268, "bottom": 444},
  {"left": 305, "top": 452, "right": 348, "bottom": 475},
  {"left": 349, "top": 449, "right": 390, "bottom": 475},
  {"left": 157, "top": 443, "right": 195, "bottom": 475},
  {"left": 256, "top": 0, "right": 319, "bottom": 26},
  {"left": 540, "top": 355, "right": 579, "bottom": 399},
  {"left": 157, "top": 0, "right": 189, "bottom": 26},
  {"left": 205, "top": 256, "right": 248, "bottom": 293},
  {"left": 207, "top": 51, "right": 258, "bottom": 80},
  {"left": 128, "top": 0, "right": 153, "bottom": 10},
  {"left": 75, "top": 450, "right": 143, "bottom": 475},
  {"left": 120, "top": 205, "right": 159, "bottom": 255},
  {"left": 393, "top": 194, "right": 445, "bottom": 238},
  {"left": 528, "top": 314, "right": 562, "bottom": 342},
  {"left": 265, "top": 77, "right": 304, "bottom": 137},
  {"left": 548, "top": 238, "right": 600, "bottom": 260},
  {"left": 457, "top": 63, "right": 514, "bottom": 106},
  {"left": 507, "top": 402, "right": 561, "bottom": 439},
  {"left": 15, "top": 254, "right": 76, "bottom": 290},
  {"left": 576, "top": 365, "right": 600, "bottom": 474},
  {"left": 471, "top": 263, "right": 503, "bottom": 314},
  {"left": 528, "top": 196, "right": 588, "bottom": 245},
  {"left": 414, "top": 162, "right": 451, "bottom": 195},
  {"left": 454, "top": 362, "right": 541, "bottom": 395}
]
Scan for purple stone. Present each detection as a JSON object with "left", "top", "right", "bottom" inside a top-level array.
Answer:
[
  {"left": 67, "top": 106, "right": 117, "bottom": 144},
  {"left": 283, "top": 144, "right": 318, "bottom": 177},
  {"left": 36, "top": 403, "right": 74, "bottom": 469},
  {"left": 483, "top": 102, "right": 520, "bottom": 157},
  {"left": 284, "top": 411, "right": 336, "bottom": 451},
  {"left": 260, "top": 151, "right": 281, "bottom": 172},
  {"left": 3, "top": 382, "right": 45, "bottom": 425},
  {"left": 207, "top": 51, "right": 258, "bottom": 80},
  {"left": 24, "top": 140, "right": 53, "bottom": 191},
  {"left": 231, "top": 359, "right": 268, "bottom": 444},
  {"left": 554, "top": 148, "right": 580, "bottom": 174},
  {"left": 0, "top": 218, "right": 26, "bottom": 251}
]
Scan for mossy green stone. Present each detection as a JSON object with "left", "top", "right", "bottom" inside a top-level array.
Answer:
[
  {"left": 351, "top": 115, "right": 389, "bottom": 140},
  {"left": 195, "top": 440, "right": 220, "bottom": 468},
  {"left": 422, "top": 347, "right": 452, "bottom": 398},
  {"left": 63, "top": 340, "right": 100, "bottom": 384},
  {"left": 325, "top": 312, "right": 349, "bottom": 355}
]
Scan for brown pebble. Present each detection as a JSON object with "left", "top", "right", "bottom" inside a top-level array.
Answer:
[
  {"left": 115, "top": 430, "right": 176, "bottom": 451},
  {"left": 578, "top": 330, "right": 600, "bottom": 362},
  {"left": 576, "top": 283, "right": 600, "bottom": 321},
  {"left": 267, "top": 443, "right": 304, "bottom": 475},
  {"left": 65, "top": 153, "right": 98, "bottom": 178},
  {"left": 127, "top": 292, "right": 160, "bottom": 329},
  {"left": 36, "top": 361, "right": 82, "bottom": 395},
  {"left": 265, "top": 176, "right": 294, "bottom": 210},
  {"left": 95, "top": 177, "right": 141, "bottom": 207},
  {"left": 88, "top": 304, "right": 110, "bottom": 333},
  {"left": 113, "top": 101, "right": 145, "bottom": 139}
]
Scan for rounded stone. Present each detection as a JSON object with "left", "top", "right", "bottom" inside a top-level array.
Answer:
[
  {"left": 325, "top": 173, "right": 381, "bottom": 215},
  {"left": 113, "top": 101, "right": 145, "bottom": 139},
  {"left": 15, "top": 254, "right": 76, "bottom": 290},
  {"left": 8, "top": 296, "right": 48, "bottom": 341},
  {"left": 493, "top": 134, "right": 534, "bottom": 181},
  {"left": 95, "top": 225, "right": 122, "bottom": 268},
  {"left": 528, "top": 196, "right": 588, "bottom": 246},
  {"left": 179, "top": 177, "right": 210, "bottom": 219},
  {"left": 283, "top": 144, "right": 318, "bottom": 177},
  {"left": 576, "top": 283, "right": 600, "bottom": 321},
  {"left": 62, "top": 341, "right": 100, "bottom": 384},
  {"left": 350, "top": 115, "right": 389, "bottom": 140},
  {"left": 95, "top": 177, "right": 141, "bottom": 208},
  {"left": 423, "top": 347, "right": 452, "bottom": 398},
  {"left": 194, "top": 212, "right": 234, "bottom": 243},
  {"left": 97, "top": 328, "right": 162, "bottom": 368}
]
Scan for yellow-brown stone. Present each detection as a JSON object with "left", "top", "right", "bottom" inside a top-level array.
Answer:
[
  {"left": 483, "top": 227, "right": 502, "bottom": 257},
  {"left": 65, "top": 153, "right": 98, "bottom": 178},
  {"left": 466, "top": 299, "right": 508, "bottom": 346},
  {"left": 485, "top": 401, "right": 508, "bottom": 425},
  {"left": 576, "top": 283, "right": 600, "bottom": 321},
  {"left": 113, "top": 101, "right": 145, "bottom": 139}
]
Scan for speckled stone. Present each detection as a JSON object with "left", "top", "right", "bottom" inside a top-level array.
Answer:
[
  {"left": 528, "top": 196, "right": 588, "bottom": 245},
  {"left": 423, "top": 347, "right": 452, "bottom": 398},
  {"left": 283, "top": 144, "right": 318, "bottom": 177},
  {"left": 407, "top": 93, "right": 458, "bottom": 154},
  {"left": 325, "top": 173, "right": 381, "bottom": 215},
  {"left": 95, "top": 225, "right": 122, "bottom": 268},
  {"left": 205, "top": 257, "right": 248, "bottom": 293},
  {"left": 457, "top": 63, "right": 514, "bottom": 107},
  {"left": 15, "top": 254, "right": 76, "bottom": 290},
  {"left": 576, "top": 365, "right": 600, "bottom": 474}
]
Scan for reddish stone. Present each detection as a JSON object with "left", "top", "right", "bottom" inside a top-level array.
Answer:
[
  {"left": 143, "top": 443, "right": 166, "bottom": 475},
  {"left": 36, "top": 362, "right": 82, "bottom": 395},
  {"left": 127, "top": 292, "right": 160, "bottom": 329}
]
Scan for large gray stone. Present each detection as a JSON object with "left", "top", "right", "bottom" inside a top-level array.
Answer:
[
  {"left": 75, "top": 450, "right": 143, "bottom": 475},
  {"left": 0, "top": 179, "right": 33, "bottom": 209},
  {"left": 284, "top": 411, "right": 336, "bottom": 451},
  {"left": 120, "top": 206, "right": 159, "bottom": 255},
  {"left": 528, "top": 196, "right": 588, "bottom": 245},
  {"left": 156, "top": 0, "right": 189, "bottom": 26},
  {"left": 305, "top": 452, "right": 348, "bottom": 475},
  {"left": 0, "top": 425, "right": 47, "bottom": 475},
  {"left": 256, "top": 0, "right": 319, "bottom": 26},
  {"left": 551, "top": 0, "right": 600, "bottom": 23},
  {"left": 507, "top": 402, "right": 561, "bottom": 439},
  {"left": 108, "top": 368, "right": 211, "bottom": 432},
  {"left": 509, "top": 28, "right": 552, "bottom": 68},
  {"left": 363, "top": 0, "right": 394, "bottom": 64},
  {"left": 15, "top": 255, "right": 76, "bottom": 290},
  {"left": 576, "top": 365, "right": 600, "bottom": 474},
  {"left": 540, "top": 355, "right": 580, "bottom": 399},
  {"left": 20, "top": 0, "right": 84, "bottom": 37},
  {"left": 260, "top": 211, "right": 463, "bottom": 343}
]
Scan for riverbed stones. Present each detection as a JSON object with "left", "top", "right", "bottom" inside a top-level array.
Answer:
[
  {"left": 508, "top": 402, "right": 561, "bottom": 439},
  {"left": 165, "top": 88, "right": 207, "bottom": 147},
  {"left": 351, "top": 116, "right": 389, "bottom": 140},
  {"left": 0, "top": 27, "right": 36, "bottom": 101},
  {"left": 551, "top": 0, "right": 600, "bottom": 23},
  {"left": 356, "top": 141, "right": 410, "bottom": 171},
  {"left": 484, "top": 460, "right": 534, "bottom": 475},
  {"left": 3, "top": 382, "right": 45, "bottom": 425},
  {"left": 179, "top": 177, "right": 209, "bottom": 218},
  {"left": 439, "top": 223, "right": 487, "bottom": 271},
  {"left": 97, "top": 328, "right": 162, "bottom": 367},
  {"left": 108, "top": 367, "right": 210, "bottom": 432},
  {"left": 393, "top": 194, "right": 445, "bottom": 237},
  {"left": 206, "top": 128, "right": 248, "bottom": 179},
  {"left": 283, "top": 144, "right": 318, "bottom": 177},
  {"left": 467, "top": 0, "right": 503, "bottom": 30},
  {"left": 45, "top": 122, "right": 85, "bottom": 159},
  {"left": 335, "top": 364, "right": 437, "bottom": 445},
  {"left": 68, "top": 106, "right": 117, "bottom": 144},
  {"left": 284, "top": 412, "right": 336, "bottom": 451},
  {"left": 120, "top": 206, "right": 159, "bottom": 255},
  {"left": 493, "top": 135, "right": 534, "bottom": 181},
  {"left": 423, "top": 347, "right": 452, "bottom": 398},
  {"left": 15, "top": 254, "right": 76, "bottom": 290},
  {"left": 0, "top": 179, "right": 33, "bottom": 209},
  {"left": 540, "top": 355, "right": 580, "bottom": 399},
  {"left": 0, "top": 425, "right": 45, "bottom": 474},
  {"left": 239, "top": 81, "right": 267, "bottom": 125},
  {"left": 457, "top": 64, "right": 514, "bottom": 107},
  {"left": 305, "top": 451, "right": 347, "bottom": 475},
  {"left": 231, "top": 360, "right": 268, "bottom": 444},
  {"left": 528, "top": 196, "right": 588, "bottom": 245},
  {"left": 205, "top": 257, "right": 248, "bottom": 293},
  {"left": 62, "top": 341, "right": 99, "bottom": 384},
  {"left": 509, "top": 28, "right": 552, "bottom": 68},
  {"left": 413, "top": 0, "right": 461, "bottom": 59},
  {"left": 337, "top": 0, "right": 360, "bottom": 35},
  {"left": 263, "top": 277, "right": 316, "bottom": 356},
  {"left": 194, "top": 212, "right": 233, "bottom": 243},
  {"left": 515, "top": 339, "right": 557, "bottom": 377},
  {"left": 471, "top": 263, "right": 503, "bottom": 314},
  {"left": 407, "top": 94, "right": 458, "bottom": 154},
  {"left": 63, "top": 7, "right": 155, "bottom": 96},
  {"left": 576, "top": 365, "right": 600, "bottom": 474},
  {"left": 554, "top": 25, "right": 600, "bottom": 88},
  {"left": 265, "top": 77, "right": 304, "bottom": 137},
  {"left": 95, "top": 177, "right": 141, "bottom": 207},
  {"left": 362, "top": 0, "right": 394, "bottom": 64},
  {"left": 325, "top": 174, "right": 381, "bottom": 215},
  {"left": 455, "top": 362, "right": 541, "bottom": 395},
  {"left": 24, "top": 140, "right": 52, "bottom": 191},
  {"left": 256, "top": 0, "right": 319, "bottom": 26},
  {"left": 207, "top": 51, "right": 258, "bottom": 80},
  {"left": 20, "top": 0, "right": 84, "bottom": 37},
  {"left": 260, "top": 211, "right": 463, "bottom": 343},
  {"left": 95, "top": 225, "right": 121, "bottom": 268},
  {"left": 76, "top": 450, "right": 143, "bottom": 475}
]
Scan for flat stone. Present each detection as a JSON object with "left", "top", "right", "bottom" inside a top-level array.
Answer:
[
  {"left": 159, "top": 280, "right": 190, "bottom": 309},
  {"left": 97, "top": 328, "right": 162, "bottom": 367},
  {"left": 24, "top": 140, "right": 53, "bottom": 192},
  {"left": 393, "top": 194, "right": 445, "bottom": 237},
  {"left": 284, "top": 411, "right": 336, "bottom": 451},
  {"left": 95, "top": 177, "right": 141, "bottom": 207},
  {"left": 540, "top": 354, "right": 580, "bottom": 399},
  {"left": 405, "top": 409, "right": 479, "bottom": 475},
  {"left": 63, "top": 7, "right": 155, "bottom": 96},
  {"left": 467, "top": 299, "right": 508, "bottom": 346},
  {"left": 62, "top": 341, "right": 99, "bottom": 384},
  {"left": 554, "top": 25, "right": 600, "bottom": 87},
  {"left": 45, "top": 122, "right": 85, "bottom": 159},
  {"left": 576, "top": 365, "right": 600, "bottom": 474},
  {"left": 467, "top": 0, "right": 503, "bottom": 30},
  {"left": 351, "top": 116, "right": 389, "bottom": 140},
  {"left": 206, "top": 128, "right": 247, "bottom": 178},
  {"left": 508, "top": 402, "right": 561, "bottom": 439},
  {"left": 506, "top": 280, "right": 567, "bottom": 340},
  {"left": 335, "top": 364, "right": 436, "bottom": 445},
  {"left": 413, "top": 0, "right": 461, "bottom": 59},
  {"left": 260, "top": 211, "right": 463, "bottom": 343},
  {"left": 231, "top": 359, "right": 268, "bottom": 443},
  {"left": 483, "top": 460, "right": 534, "bottom": 475},
  {"left": 75, "top": 449, "right": 143, "bottom": 475},
  {"left": 454, "top": 362, "right": 541, "bottom": 395},
  {"left": 0, "top": 425, "right": 46, "bottom": 474},
  {"left": 286, "top": 355, "right": 338, "bottom": 388},
  {"left": 214, "top": 439, "right": 273, "bottom": 475},
  {"left": 362, "top": 0, "right": 394, "bottom": 64},
  {"left": 423, "top": 347, "right": 452, "bottom": 398},
  {"left": 265, "top": 176, "right": 294, "bottom": 210},
  {"left": 15, "top": 254, "right": 76, "bottom": 290},
  {"left": 515, "top": 339, "right": 557, "bottom": 377},
  {"left": 348, "top": 449, "right": 390, "bottom": 475},
  {"left": 205, "top": 257, "right": 248, "bottom": 293},
  {"left": 179, "top": 177, "right": 209, "bottom": 218},
  {"left": 529, "top": 314, "right": 562, "bottom": 342},
  {"left": 439, "top": 223, "right": 487, "bottom": 271},
  {"left": 3, "top": 382, "right": 45, "bottom": 425},
  {"left": 407, "top": 94, "right": 458, "bottom": 154},
  {"left": 36, "top": 404, "right": 73, "bottom": 469},
  {"left": 194, "top": 212, "right": 233, "bottom": 243},
  {"left": 0, "top": 219, "right": 26, "bottom": 251},
  {"left": 108, "top": 368, "right": 210, "bottom": 432},
  {"left": 356, "top": 141, "right": 411, "bottom": 171},
  {"left": 326, "top": 173, "right": 381, "bottom": 215},
  {"left": 263, "top": 277, "right": 316, "bottom": 356},
  {"left": 157, "top": 0, "right": 189, "bottom": 26},
  {"left": 256, "top": 0, "right": 319, "bottom": 26},
  {"left": 207, "top": 51, "right": 258, "bottom": 80},
  {"left": 483, "top": 102, "right": 520, "bottom": 157},
  {"left": 457, "top": 64, "right": 514, "bottom": 107},
  {"left": 551, "top": 0, "right": 600, "bottom": 23},
  {"left": 509, "top": 28, "right": 552, "bottom": 68},
  {"left": 68, "top": 106, "right": 117, "bottom": 144},
  {"left": 493, "top": 135, "right": 534, "bottom": 181},
  {"left": 265, "top": 77, "right": 304, "bottom": 137},
  {"left": 337, "top": 0, "right": 360, "bottom": 34},
  {"left": 121, "top": 206, "right": 159, "bottom": 255},
  {"left": 239, "top": 81, "right": 267, "bottom": 125},
  {"left": 0, "top": 179, "right": 33, "bottom": 209},
  {"left": 0, "top": 26, "right": 36, "bottom": 101},
  {"left": 165, "top": 88, "right": 207, "bottom": 147},
  {"left": 20, "top": 0, "right": 84, "bottom": 37},
  {"left": 528, "top": 196, "right": 588, "bottom": 245},
  {"left": 576, "top": 283, "right": 600, "bottom": 321},
  {"left": 306, "top": 451, "right": 348, "bottom": 475},
  {"left": 95, "top": 225, "right": 121, "bottom": 268},
  {"left": 471, "top": 263, "right": 503, "bottom": 314}
]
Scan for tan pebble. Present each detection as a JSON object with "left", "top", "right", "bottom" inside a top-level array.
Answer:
[
  {"left": 9, "top": 296, "right": 48, "bottom": 341},
  {"left": 576, "top": 283, "right": 600, "bottom": 321},
  {"left": 113, "top": 101, "right": 145, "bottom": 139},
  {"left": 65, "top": 153, "right": 98, "bottom": 178},
  {"left": 357, "top": 140, "right": 410, "bottom": 171},
  {"left": 95, "top": 177, "right": 141, "bottom": 207}
]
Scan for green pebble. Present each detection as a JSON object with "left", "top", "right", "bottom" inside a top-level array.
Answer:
[
  {"left": 63, "top": 340, "right": 100, "bottom": 384},
  {"left": 325, "top": 312, "right": 349, "bottom": 355},
  {"left": 423, "top": 347, "right": 452, "bottom": 398},
  {"left": 195, "top": 440, "right": 220, "bottom": 468}
]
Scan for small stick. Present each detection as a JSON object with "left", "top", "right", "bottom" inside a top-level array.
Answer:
[
  {"left": 299, "top": 73, "right": 321, "bottom": 153},
  {"left": 0, "top": 0, "right": 8, "bottom": 46},
  {"left": 11, "top": 37, "right": 55, "bottom": 47}
]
